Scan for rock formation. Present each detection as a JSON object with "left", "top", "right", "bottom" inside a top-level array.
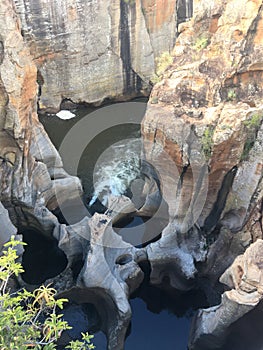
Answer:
[
  {"left": 189, "top": 239, "right": 263, "bottom": 349},
  {"left": 13, "top": 0, "right": 184, "bottom": 109},
  {"left": 142, "top": 0, "right": 263, "bottom": 296},
  {"left": 0, "top": 0, "right": 262, "bottom": 349}
]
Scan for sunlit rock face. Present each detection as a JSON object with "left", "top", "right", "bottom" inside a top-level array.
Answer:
[
  {"left": 0, "top": 0, "right": 82, "bottom": 233},
  {"left": 0, "top": 0, "right": 262, "bottom": 349},
  {"left": 13, "top": 0, "right": 180, "bottom": 109},
  {"left": 142, "top": 0, "right": 263, "bottom": 285},
  {"left": 141, "top": 0, "right": 263, "bottom": 347}
]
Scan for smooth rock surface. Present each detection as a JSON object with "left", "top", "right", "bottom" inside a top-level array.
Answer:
[
  {"left": 0, "top": 1, "right": 262, "bottom": 349},
  {"left": 14, "top": 0, "right": 180, "bottom": 108},
  {"left": 189, "top": 240, "right": 263, "bottom": 349}
]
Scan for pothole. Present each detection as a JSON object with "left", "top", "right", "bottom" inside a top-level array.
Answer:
[{"left": 20, "top": 228, "right": 68, "bottom": 285}]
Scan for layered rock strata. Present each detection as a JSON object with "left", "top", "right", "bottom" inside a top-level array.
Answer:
[
  {"left": 141, "top": 0, "right": 263, "bottom": 292},
  {"left": 13, "top": 0, "right": 183, "bottom": 109},
  {"left": 0, "top": 0, "right": 263, "bottom": 349}
]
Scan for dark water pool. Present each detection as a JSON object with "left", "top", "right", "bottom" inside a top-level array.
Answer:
[
  {"left": 126, "top": 298, "right": 191, "bottom": 350},
  {"left": 60, "top": 297, "right": 192, "bottom": 350}
]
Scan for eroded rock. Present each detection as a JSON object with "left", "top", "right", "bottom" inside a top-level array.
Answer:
[
  {"left": 0, "top": 0, "right": 262, "bottom": 349},
  {"left": 0, "top": 201, "right": 17, "bottom": 249},
  {"left": 189, "top": 239, "right": 263, "bottom": 350},
  {"left": 142, "top": 0, "right": 263, "bottom": 290},
  {"left": 60, "top": 213, "right": 144, "bottom": 350},
  {"left": 13, "top": 0, "right": 179, "bottom": 108}
]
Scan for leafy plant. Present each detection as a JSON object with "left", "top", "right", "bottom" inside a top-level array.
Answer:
[
  {"left": 123, "top": 0, "right": 135, "bottom": 5},
  {"left": 150, "top": 51, "right": 173, "bottom": 85},
  {"left": 156, "top": 51, "right": 173, "bottom": 76},
  {"left": 227, "top": 89, "right": 236, "bottom": 101},
  {"left": 66, "top": 333, "right": 95, "bottom": 350},
  {"left": 150, "top": 74, "right": 162, "bottom": 85},
  {"left": 241, "top": 112, "right": 263, "bottom": 161},
  {"left": 243, "top": 113, "right": 262, "bottom": 129},
  {"left": 0, "top": 236, "right": 95, "bottom": 350},
  {"left": 194, "top": 36, "right": 209, "bottom": 51},
  {"left": 201, "top": 126, "right": 214, "bottom": 160}
]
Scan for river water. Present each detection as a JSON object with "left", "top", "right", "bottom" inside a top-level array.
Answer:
[{"left": 39, "top": 100, "right": 193, "bottom": 349}]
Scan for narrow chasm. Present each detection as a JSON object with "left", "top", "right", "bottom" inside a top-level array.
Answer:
[{"left": 38, "top": 99, "right": 211, "bottom": 349}]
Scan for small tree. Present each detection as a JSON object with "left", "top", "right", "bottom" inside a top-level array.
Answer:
[{"left": 0, "top": 236, "right": 95, "bottom": 349}]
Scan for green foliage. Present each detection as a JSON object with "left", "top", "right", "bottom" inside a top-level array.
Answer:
[
  {"left": 122, "top": 0, "right": 135, "bottom": 5},
  {"left": 201, "top": 126, "right": 214, "bottom": 160},
  {"left": 150, "top": 51, "right": 173, "bottom": 85},
  {"left": 66, "top": 333, "right": 95, "bottom": 350},
  {"left": 241, "top": 112, "right": 263, "bottom": 160},
  {"left": 150, "top": 96, "right": 159, "bottom": 104},
  {"left": 0, "top": 236, "right": 95, "bottom": 350},
  {"left": 243, "top": 112, "right": 262, "bottom": 129},
  {"left": 156, "top": 51, "right": 173, "bottom": 77},
  {"left": 194, "top": 36, "right": 209, "bottom": 51},
  {"left": 227, "top": 89, "right": 236, "bottom": 101},
  {"left": 150, "top": 74, "right": 162, "bottom": 85}
]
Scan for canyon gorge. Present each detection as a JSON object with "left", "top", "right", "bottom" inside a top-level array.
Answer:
[{"left": 0, "top": 0, "right": 262, "bottom": 349}]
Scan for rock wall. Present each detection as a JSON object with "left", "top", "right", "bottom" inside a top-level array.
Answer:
[
  {"left": 13, "top": 0, "right": 180, "bottom": 109},
  {"left": 189, "top": 238, "right": 263, "bottom": 350},
  {"left": 0, "top": 0, "right": 262, "bottom": 349},
  {"left": 0, "top": 0, "right": 82, "bottom": 238},
  {"left": 142, "top": 0, "right": 263, "bottom": 273},
  {"left": 141, "top": 0, "right": 263, "bottom": 347}
]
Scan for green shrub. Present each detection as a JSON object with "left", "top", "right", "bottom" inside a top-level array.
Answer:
[
  {"left": 227, "top": 89, "right": 236, "bottom": 101},
  {"left": 156, "top": 51, "right": 173, "bottom": 77},
  {"left": 194, "top": 36, "right": 209, "bottom": 51},
  {"left": 150, "top": 51, "right": 173, "bottom": 85},
  {"left": 150, "top": 74, "right": 162, "bottom": 85},
  {"left": 241, "top": 112, "right": 263, "bottom": 160},
  {"left": 243, "top": 112, "right": 262, "bottom": 129},
  {"left": 0, "top": 236, "right": 95, "bottom": 350},
  {"left": 201, "top": 126, "right": 214, "bottom": 160}
]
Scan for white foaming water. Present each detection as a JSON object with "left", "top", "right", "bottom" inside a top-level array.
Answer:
[
  {"left": 89, "top": 138, "right": 142, "bottom": 206},
  {"left": 56, "top": 110, "right": 76, "bottom": 120}
]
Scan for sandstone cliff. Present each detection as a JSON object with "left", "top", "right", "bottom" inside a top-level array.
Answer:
[
  {"left": 141, "top": 0, "right": 263, "bottom": 347},
  {"left": 13, "top": 0, "right": 182, "bottom": 109},
  {"left": 0, "top": 0, "right": 82, "bottom": 237},
  {"left": 0, "top": 0, "right": 262, "bottom": 349},
  {"left": 142, "top": 0, "right": 263, "bottom": 281}
]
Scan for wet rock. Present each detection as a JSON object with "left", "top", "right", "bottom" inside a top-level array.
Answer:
[
  {"left": 146, "top": 222, "right": 207, "bottom": 291},
  {"left": 106, "top": 195, "right": 137, "bottom": 225}
]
